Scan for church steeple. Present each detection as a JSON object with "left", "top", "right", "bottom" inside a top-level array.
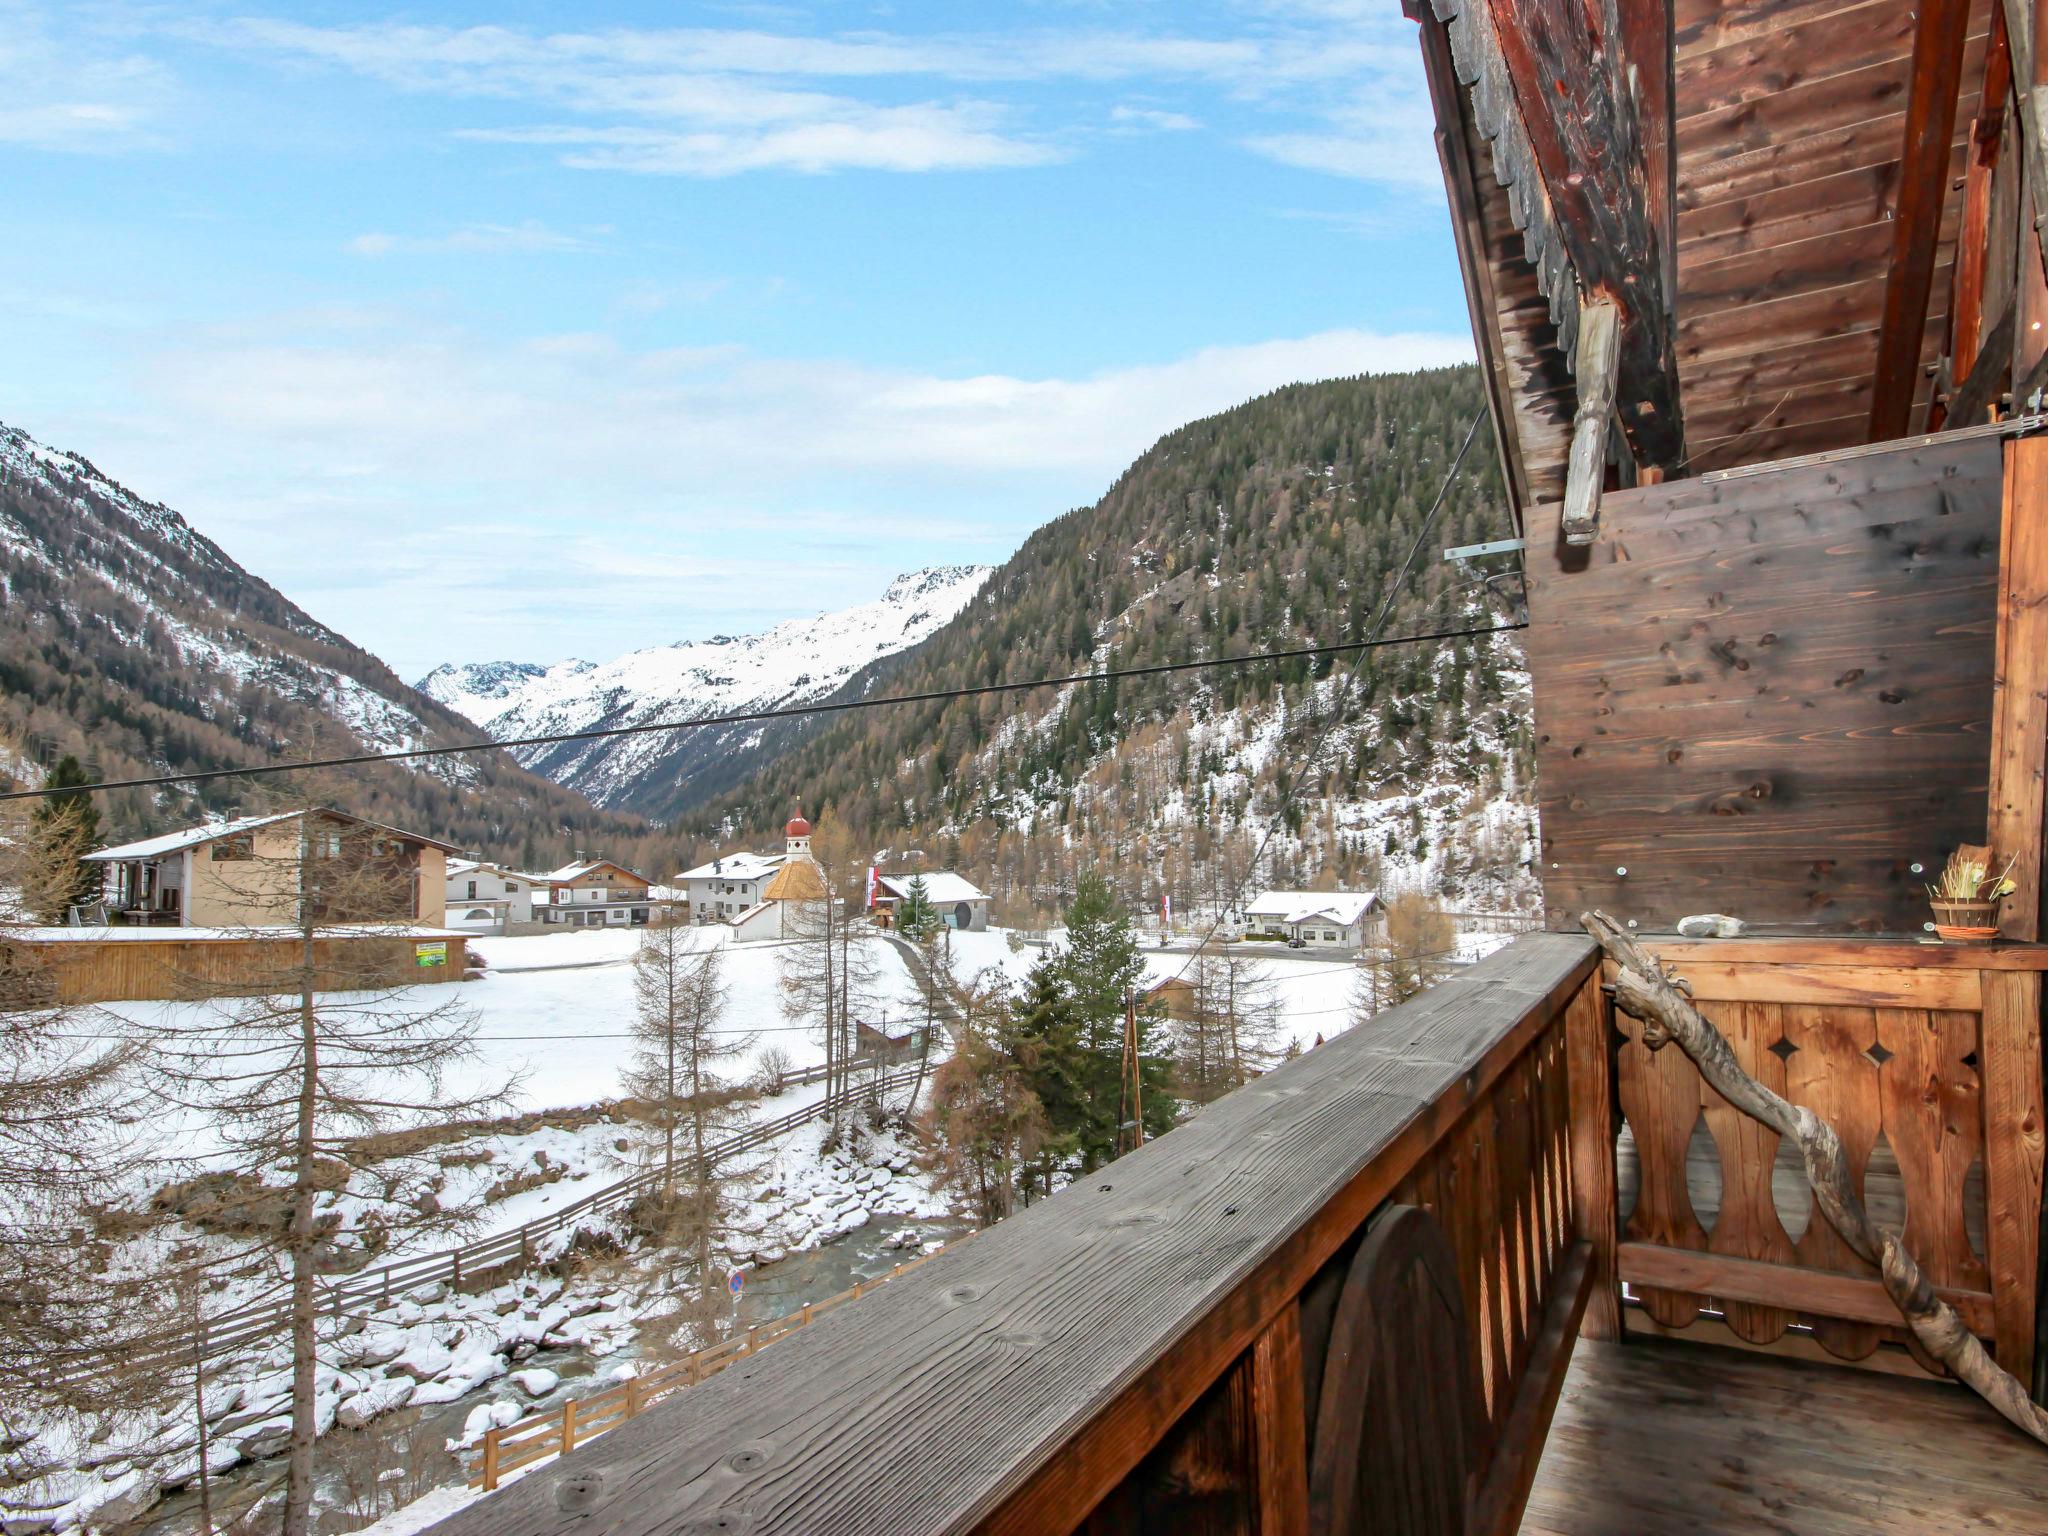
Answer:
[{"left": 785, "top": 801, "right": 813, "bottom": 858}]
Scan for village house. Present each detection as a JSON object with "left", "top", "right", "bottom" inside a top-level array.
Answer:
[
  {"left": 85, "top": 808, "right": 455, "bottom": 929},
  {"left": 8, "top": 808, "right": 472, "bottom": 1004},
  {"left": 676, "top": 849, "right": 787, "bottom": 923},
  {"left": 1241, "top": 890, "right": 1383, "bottom": 951},
  {"left": 538, "top": 858, "right": 657, "bottom": 927},
  {"left": 443, "top": 858, "right": 538, "bottom": 932},
  {"left": 871, "top": 871, "right": 991, "bottom": 932}
]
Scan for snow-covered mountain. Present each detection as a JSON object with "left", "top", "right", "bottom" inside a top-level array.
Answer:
[
  {"left": 0, "top": 420, "right": 636, "bottom": 853},
  {"left": 418, "top": 566, "right": 993, "bottom": 814}
]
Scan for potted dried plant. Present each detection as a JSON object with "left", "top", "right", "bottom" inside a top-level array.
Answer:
[{"left": 1926, "top": 844, "right": 2016, "bottom": 944}]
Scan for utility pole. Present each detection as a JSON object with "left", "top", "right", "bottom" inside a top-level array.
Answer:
[{"left": 1119, "top": 991, "right": 1145, "bottom": 1156}]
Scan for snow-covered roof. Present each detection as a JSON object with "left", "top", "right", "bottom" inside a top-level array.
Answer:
[
  {"left": 1244, "top": 890, "right": 1380, "bottom": 927},
  {"left": 87, "top": 809, "right": 462, "bottom": 862},
  {"left": 543, "top": 859, "right": 650, "bottom": 885},
  {"left": 83, "top": 812, "right": 300, "bottom": 862},
  {"left": 877, "top": 872, "right": 989, "bottom": 904},
  {"left": 677, "top": 851, "right": 786, "bottom": 881}
]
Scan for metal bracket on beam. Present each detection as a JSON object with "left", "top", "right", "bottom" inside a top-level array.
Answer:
[{"left": 1443, "top": 537, "right": 1528, "bottom": 562}]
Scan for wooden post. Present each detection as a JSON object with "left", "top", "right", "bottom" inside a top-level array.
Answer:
[
  {"left": 1249, "top": 1305, "right": 1309, "bottom": 1536},
  {"left": 626, "top": 1376, "right": 643, "bottom": 1419},
  {"left": 481, "top": 1428, "right": 500, "bottom": 1492},
  {"left": 1560, "top": 298, "right": 1619, "bottom": 547},
  {"left": 561, "top": 1397, "right": 578, "bottom": 1454},
  {"left": 1563, "top": 974, "right": 1621, "bottom": 1340},
  {"left": 450, "top": 1251, "right": 462, "bottom": 1292},
  {"left": 1990, "top": 436, "right": 2048, "bottom": 941},
  {"left": 1982, "top": 970, "right": 2047, "bottom": 1394}
]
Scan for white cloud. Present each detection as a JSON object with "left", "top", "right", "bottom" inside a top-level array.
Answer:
[
  {"left": 347, "top": 221, "right": 606, "bottom": 257},
  {"left": 93, "top": 313, "right": 1469, "bottom": 669},
  {"left": 0, "top": 19, "right": 173, "bottom": 152},
  {"left": 182, "top": 13, "right": 1434, "bottom": 188},
  {"left": 1109, "top": 105, "right": 1199, "bottom": 133},
  {"left": 458, "top": 105, "right": 1060, "bottom": 177}
]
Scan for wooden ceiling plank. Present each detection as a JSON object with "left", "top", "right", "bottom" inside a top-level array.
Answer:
[
  {"left": 1677, "top": 0, "right": 1920, "bottom": 120},
  {"left": 1677, "top": 160, "right": 1904, "bottom": 263},
  {"left": 1677, "top": 31, "right": 1986, "bottom": 164},
  {"left": 1681, "top": 219, "right": 1897, "bottom": 317},
  {"left": 1869, "top": 0, "right": 1975, "bottom": 438},
  {"left": 1476, "top": 0, "right": 1687, "bottom": 469},
  {"left": 1675, "top": 0, "right": 1912, "bottom": 59},
  {"left": 1680, "top": 110, "right": 1911, "bottom": 208}
]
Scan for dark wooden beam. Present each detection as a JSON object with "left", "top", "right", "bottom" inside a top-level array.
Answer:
[
  {"left": 1479, "top": 0, "right": 1686, "bottom": 472},
  {"left": 1870, "top": 0, "right": 1976, "bottom": 440}
]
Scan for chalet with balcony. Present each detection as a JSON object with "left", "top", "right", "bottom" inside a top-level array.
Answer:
[
  {"left": 85, "top": 808, "right": 454, "bottom": 929},
  {"left": 429, "top": 0, "right": 2048, "bottom": 1531},
  {"left": 538, "top": 858, "right": 658, "bottom": 927}
]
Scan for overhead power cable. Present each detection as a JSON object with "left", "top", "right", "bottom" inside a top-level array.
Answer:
[{"left": 0, "top": 617, "right": 1526, "bottom": 803}]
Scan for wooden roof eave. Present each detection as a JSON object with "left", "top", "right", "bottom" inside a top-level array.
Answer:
[{"left": 1412, "top": 0, "right": 1688, "bottom": 538}]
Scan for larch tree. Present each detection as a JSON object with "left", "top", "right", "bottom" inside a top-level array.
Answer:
[
  {"left": 920, "top": 976, "right": 1042, "bottom": 1226},
  {"left": 1177, "top": 943, "right": 1283, "bottom": 1105},
  {"left": 24, "top": 755, "right": 102, "bottom": 924},
  {"left": 623, "top": 920, "right": 755, "bottom": 1343},
  {"left": 149, "top": 805, "right": 509, "bottom": 1536},
  {"left": 1352, "top": 892, "right": 1457, "bottom": 1028},
  {"left": 0, "top": 800, "right": 165, "bottom": 1423}
]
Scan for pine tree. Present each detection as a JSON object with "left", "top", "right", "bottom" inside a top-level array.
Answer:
[
  {"left": 26, "top": 755, "right": 102, "bottom": 922},
  {"left": 896, "top": 874, "right": 938, "bottom": 939}
]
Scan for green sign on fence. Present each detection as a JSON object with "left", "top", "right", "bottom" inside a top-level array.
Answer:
[{"left": 415, "top": 940, "right": 448, "bottom": 968}]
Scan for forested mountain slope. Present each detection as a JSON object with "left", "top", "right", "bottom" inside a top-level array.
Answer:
[
  {"left": 678, "top": 366, "right": 1540, "bottom": 921},
  {"left": 0, "top": 422, "right": 643, "bottom": 863}
]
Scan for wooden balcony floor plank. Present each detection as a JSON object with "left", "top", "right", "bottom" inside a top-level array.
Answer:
[{"left": 1519, "top": 1336, "right": 2048, "bottom": 1532}]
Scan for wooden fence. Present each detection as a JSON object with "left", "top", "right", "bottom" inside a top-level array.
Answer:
[
  {"left": 473, "top": 1243, "right": 960, "bottom": 1490},
  {"left": 133, "top": 1061, "right": 925, "bottom": 1374},
  {"left": 2, "top": 930, "right": 469, "bottom": 1004}
]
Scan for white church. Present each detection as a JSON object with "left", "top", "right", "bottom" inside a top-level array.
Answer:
[{"left": 684, "top": 808, "right": 832, "bottom": 944}]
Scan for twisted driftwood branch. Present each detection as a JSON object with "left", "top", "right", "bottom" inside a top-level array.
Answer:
[{"left": 1582, "top": 910, "right": 2048, "bottom": 1444}]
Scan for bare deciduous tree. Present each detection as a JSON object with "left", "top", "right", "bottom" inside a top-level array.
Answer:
[
  {"left": 623, "top": 921, "right": 756, "bottom": 1343},
  {"left": 148, "top": 806, "right": 510, "bottom": 1536},
  {"left": 0, "top": 801, "right": 165, "bottom": 1424},
  {"left": 1176, "top": 943, "right": 1282, "bottom": 1104}
]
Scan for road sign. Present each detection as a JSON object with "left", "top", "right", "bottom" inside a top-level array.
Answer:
[{"left": 728, "top": 1268, "right": 746, "bottom": 1297}]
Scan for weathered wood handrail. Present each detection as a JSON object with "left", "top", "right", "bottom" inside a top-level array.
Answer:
[
  {"left": 428, "top": 932, "right": 1609, "bottom": 1536},
  {"left": 471, "top": 1244, "right": 962, "bottom": 1490}
]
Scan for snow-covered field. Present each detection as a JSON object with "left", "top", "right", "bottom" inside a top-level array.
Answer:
[{"left": 96, "top": 925, "right": 929, "bottom": 1122}]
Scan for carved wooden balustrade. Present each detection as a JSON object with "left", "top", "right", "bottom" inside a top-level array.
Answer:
[
  {"left": 1604, "top": 936, "right": 2048, "bottom": 1387},
  {"left": 429, "top": 933, "right": 1609, "bottom": 1536}
]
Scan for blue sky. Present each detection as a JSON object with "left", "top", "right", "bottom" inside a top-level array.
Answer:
[{"left": 2, "top": 1, "right": 1475, "bottom": 677}]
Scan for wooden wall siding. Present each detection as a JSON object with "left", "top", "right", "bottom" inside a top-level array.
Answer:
[
  {"left": 1524, "top": 430, "right": 2004, "bottom": 934},
  {"left": 1605, "top": 939, "right": 2046, "bottom": 1385},
  {"left": 3, "top": 933, "right": 466, "bottom": 1005},
  {"left": 1671, "top": 0, "right": 1992, "bottom": 471},
  {"left": 426, "top": 935, "right": 1608, "bottom": 1536}
]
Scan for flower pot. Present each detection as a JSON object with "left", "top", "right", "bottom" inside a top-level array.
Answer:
[{"left": 1930, "top": 897, "right": 1999, "bottom": 944}]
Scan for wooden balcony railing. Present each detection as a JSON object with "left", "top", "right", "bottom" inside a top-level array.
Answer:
[{"left": 429, "top": 932, "right": 1609, "bottom": 1536}]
